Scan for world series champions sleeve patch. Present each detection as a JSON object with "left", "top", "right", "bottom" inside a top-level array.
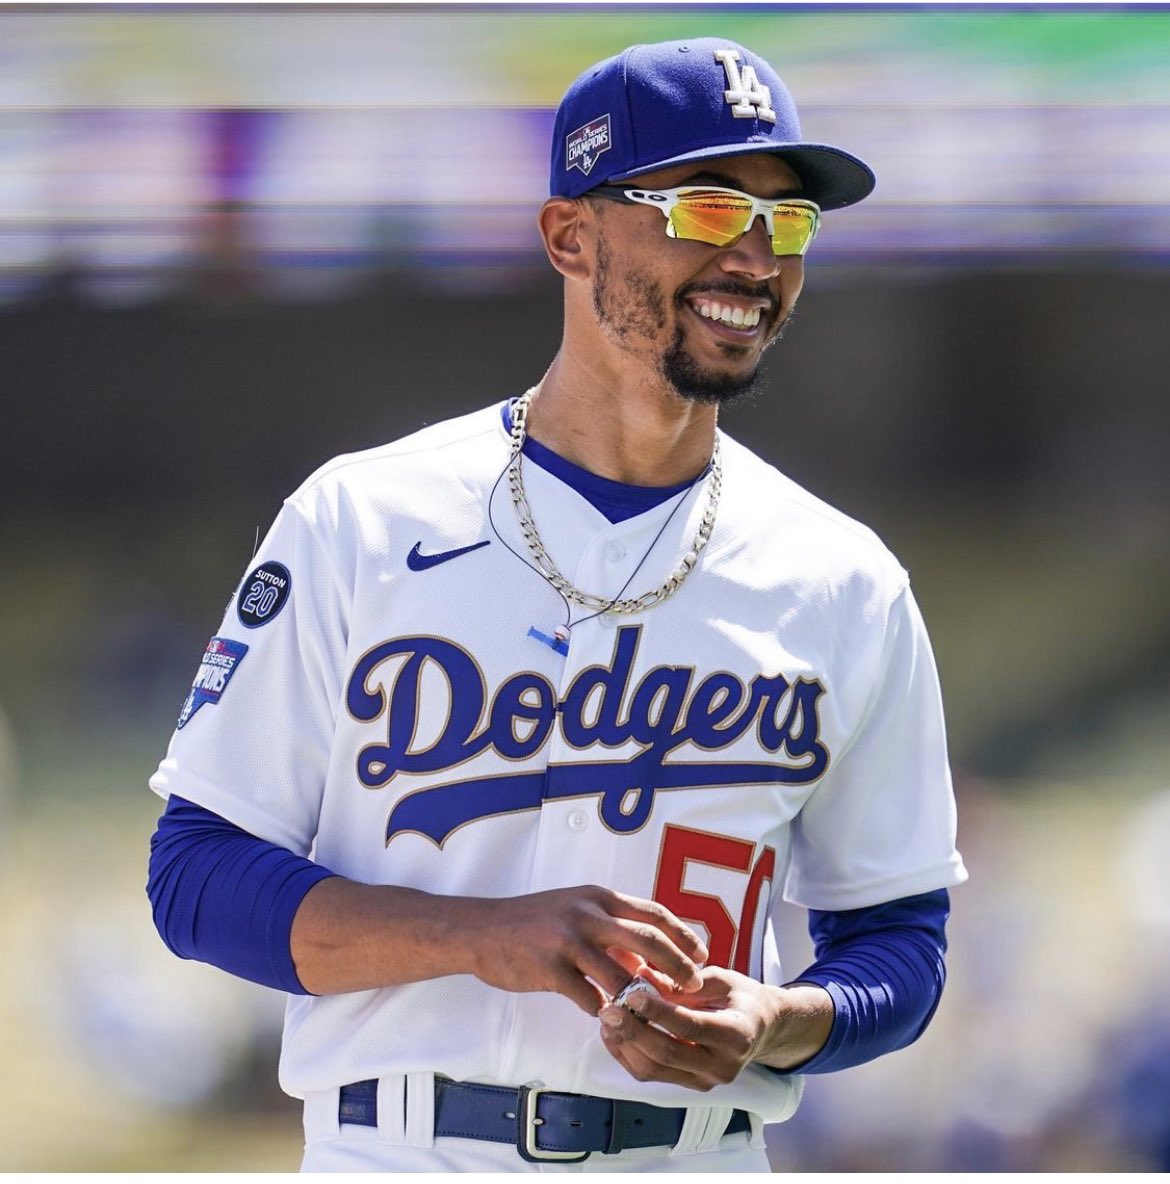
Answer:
[
  {"left": 237, "top": 561, "right": 292, "bottom": 628},
  {"left": 177, "top": 637, "right": 249, "bottom": 729}
]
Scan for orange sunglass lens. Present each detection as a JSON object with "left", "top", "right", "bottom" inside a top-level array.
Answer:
[
  {"left": 669, "top": 193, "right": 754, "bottom": 247},
  {"left": 771, "top": 206, "right": 817, "bottom": 256},
  {"left": 670, "top": 193, "right": 817, "bottom": 255}
]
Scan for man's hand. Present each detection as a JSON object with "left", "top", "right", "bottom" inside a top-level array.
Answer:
[
  {"left": 598, "top": 967, "right": 834, "bottom": 1091},
  {"left": 466, "top": 885, "right": 709, "bottom": 1016}
]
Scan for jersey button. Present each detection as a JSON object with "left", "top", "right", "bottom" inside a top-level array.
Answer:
[
  {"left": 605, "top": 542, "right": 627, "bottom": 562},
  {"left": 568, "top": 809, "right": 589, "bottom": 832},
  {"left": 599, "top": 612, "right": 618, "bottom": 628}
]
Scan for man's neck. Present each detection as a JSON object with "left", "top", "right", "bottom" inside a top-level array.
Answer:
[{"left": 525, "top": 350, "right": 718, "bottom": 487}]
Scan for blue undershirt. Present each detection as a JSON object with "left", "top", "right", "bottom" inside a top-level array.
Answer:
[
  {"left": 501, "top": 399, "right": 696, "bottom": 523},
  {"left": 147, "top": 401, "right": 951, "bottom": 1074}
]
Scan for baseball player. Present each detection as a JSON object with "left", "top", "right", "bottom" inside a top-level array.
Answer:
[{"left": 148, "top": 38, "right": 966, "bottom": 1172}]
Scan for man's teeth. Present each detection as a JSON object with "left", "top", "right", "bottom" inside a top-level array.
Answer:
[{"left": 696, "top": 301, "right": 761, "bottom": 329}]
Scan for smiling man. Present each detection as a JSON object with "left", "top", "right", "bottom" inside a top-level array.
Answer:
[
  {"left": 148, "top": 39, "right": 966, "bottom": 1173},
  {"left": 579, "top": 157, "right": 805, "bottom": 406}
]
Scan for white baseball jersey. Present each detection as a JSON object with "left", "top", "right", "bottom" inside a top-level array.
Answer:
[{"left": 150, "top": 401, "right": 967, "bottom": 1122}]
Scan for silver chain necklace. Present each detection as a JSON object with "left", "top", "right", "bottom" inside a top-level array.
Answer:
[{"left": 507, "top": 388, "right": 722, "bottom": 615}]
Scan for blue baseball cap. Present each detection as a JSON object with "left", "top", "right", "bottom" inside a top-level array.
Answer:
[{"left": 551, "top": 38, "right": 875, "bottom": 211}]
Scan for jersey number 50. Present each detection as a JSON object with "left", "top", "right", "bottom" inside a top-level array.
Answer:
[{"left": 653, "top": 825, "right": 775, "bottom": 974}]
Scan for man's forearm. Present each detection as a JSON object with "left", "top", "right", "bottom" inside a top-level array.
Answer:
[
  {"left": 291, "top": 877, "right": 707, "bottom": 1015},
  {"left": 289, "top": 876, "right": 482, "bottom": 994},
  {"left": 753, "top": 982, "right": 836, "bottom": 1072}
]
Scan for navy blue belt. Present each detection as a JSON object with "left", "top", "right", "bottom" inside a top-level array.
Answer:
[{"left": 338, "top": 1076, "right": 752, "bottom": 1162}]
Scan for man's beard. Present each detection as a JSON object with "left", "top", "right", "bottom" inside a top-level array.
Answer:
[
  {"left": 592, "top": 236, "right": 789, "bottom": 406},
  {"left": 660, "top": 316, "right": 788, "bottom": 406}
]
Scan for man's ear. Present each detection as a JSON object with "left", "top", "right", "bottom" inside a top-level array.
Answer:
[{"left": 538, "top": 197, "right": 593, "bottom": 281}]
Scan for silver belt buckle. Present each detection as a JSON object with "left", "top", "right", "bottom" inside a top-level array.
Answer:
[{"left": 518, "top": 1086, "right": 591, "bottom": 1163}]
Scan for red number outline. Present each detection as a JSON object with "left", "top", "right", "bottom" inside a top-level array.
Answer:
[{"left": 653, "top": 824, "right": 776, "bottom": 974}]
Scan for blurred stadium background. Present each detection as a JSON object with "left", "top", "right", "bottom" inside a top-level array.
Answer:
[{"left": 2, "top": 5, "right": 1169, "bottom": 1172}]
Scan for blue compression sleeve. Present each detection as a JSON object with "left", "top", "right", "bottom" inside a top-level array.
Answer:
[
  {"left": 776, "top": 889, "right": 950, "bottom": 1075},
  {"left": 147, "top": 795, "right": 335, "bottom": 994}
]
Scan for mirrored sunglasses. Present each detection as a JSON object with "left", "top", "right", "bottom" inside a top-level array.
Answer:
[{"left": 591, "top": 184, "right": 821, "bottom": 257}]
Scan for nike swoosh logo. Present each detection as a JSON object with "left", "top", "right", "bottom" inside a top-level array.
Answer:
[{"left": 406, "top": 539, "right": 491, "bottom": 571}]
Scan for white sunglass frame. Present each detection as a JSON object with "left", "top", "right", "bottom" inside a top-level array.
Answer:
[{"left": 596, "top": 184, "right": 821, "bottom": 256}]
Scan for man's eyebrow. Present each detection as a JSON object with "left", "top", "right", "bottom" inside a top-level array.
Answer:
[{"left": 683, "top": 169, "right": 804, "bottom": 198}]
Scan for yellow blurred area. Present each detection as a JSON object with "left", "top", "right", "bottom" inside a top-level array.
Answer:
[{"left": 0, "top": 796, "right": 301, "bottom": 1171}]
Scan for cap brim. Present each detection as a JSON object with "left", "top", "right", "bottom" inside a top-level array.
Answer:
[{"left": 607, "top": 141, "right": 875, "bottom": 212}]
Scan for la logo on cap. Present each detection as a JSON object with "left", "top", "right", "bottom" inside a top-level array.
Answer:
[{"left": 715, "top": 49, "right": 777, "bottom": 123}]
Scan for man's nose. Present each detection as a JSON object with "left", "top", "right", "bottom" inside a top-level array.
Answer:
[{"left": 718, "top": 214, "right": 782, "bottom": 280}]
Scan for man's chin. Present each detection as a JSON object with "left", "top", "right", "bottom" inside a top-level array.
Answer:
[
  {"left": 661, "top": 343, "right": 764, "bottom": 407},
  {"left": 662, "top": 313, "right": 790, "bottom": 406},
  {"left": 669, "top": 371, "right": 764, "bottom": 407}
]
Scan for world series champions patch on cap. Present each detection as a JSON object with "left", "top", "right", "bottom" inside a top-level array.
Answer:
[
  {"left": 565, "top": 114, "right": 611, "bottom": 177},
  {"left": 177, "top": 637, "right": 248, "bottom": 729},
  {"left": 237, "top": 561, "right": 292, "bottom": 628}
]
